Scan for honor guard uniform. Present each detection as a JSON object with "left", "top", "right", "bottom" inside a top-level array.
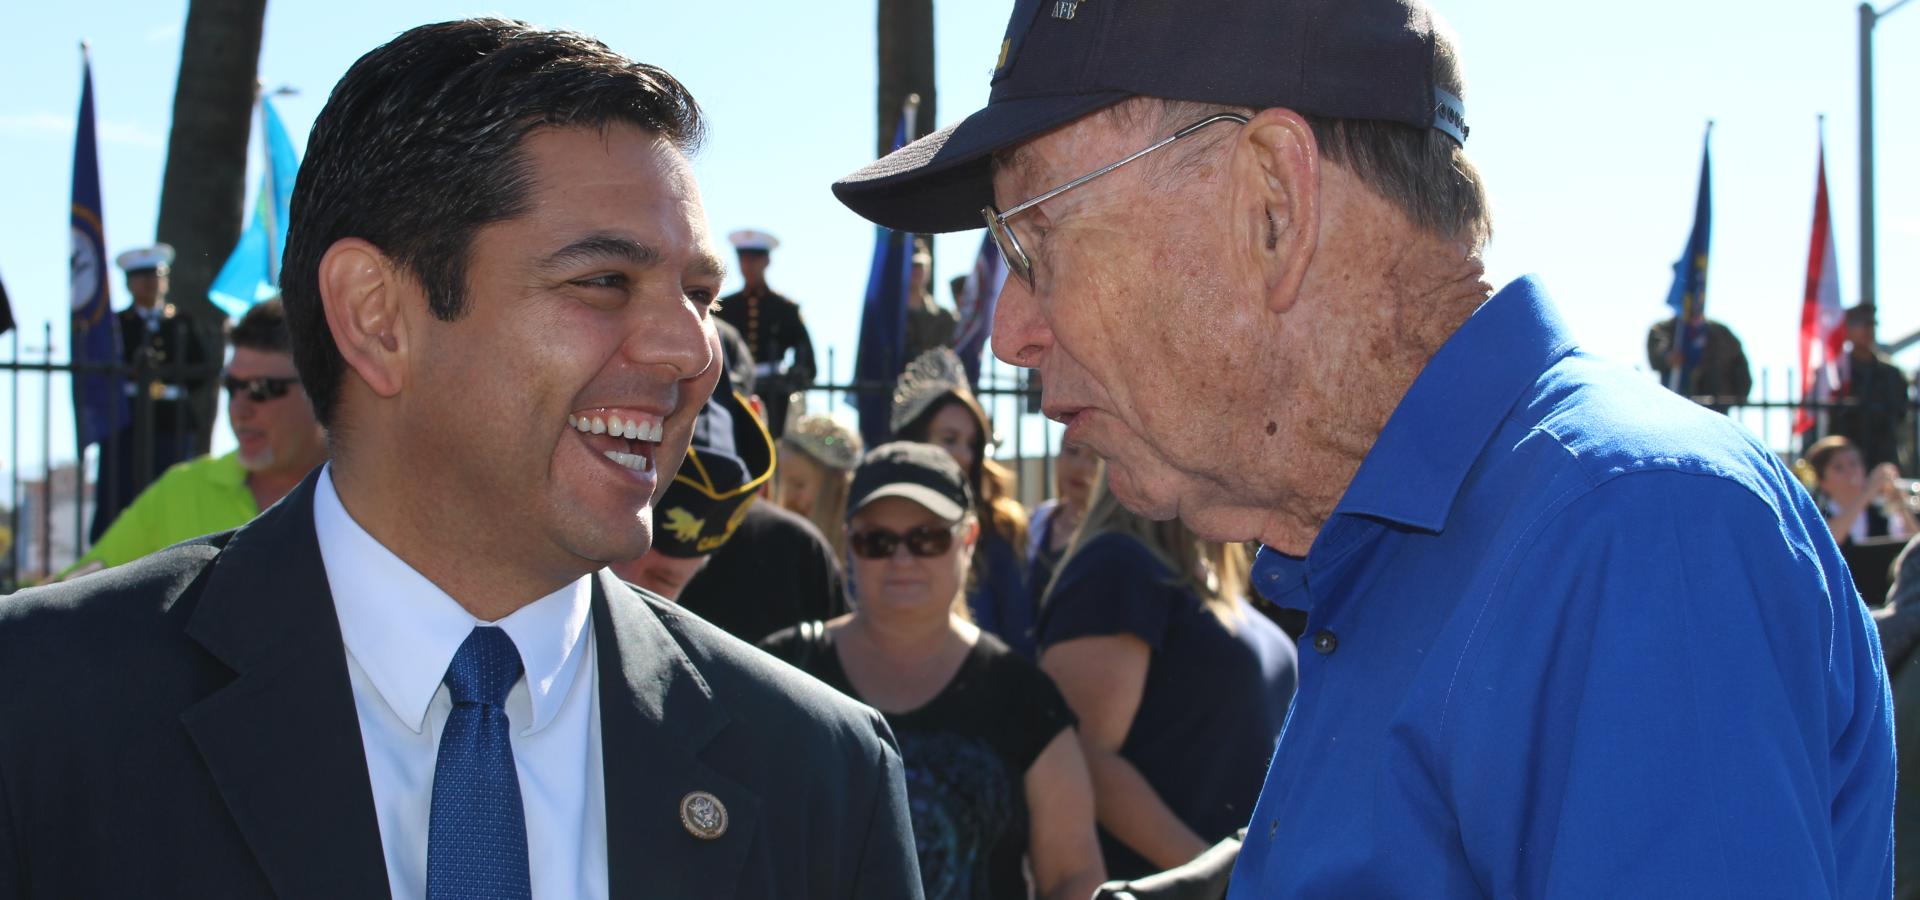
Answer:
[
  {"left": 93, "top": 244, "right": 214, "bottom": 542},
  {"left": 717, "top": 229, "right": 815, "bottom": 439}
]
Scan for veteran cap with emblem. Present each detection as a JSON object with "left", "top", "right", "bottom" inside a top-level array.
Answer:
[
  {"left": 115, "top": 243, "right": 176, "bottom": 274},
  {"left": 654, "top": 361, "right": 776, "bottom": 559},
  {"left": 832, "top": 0, "right": 1468, "bottom": 233},
  {"left": 727, "top": 229, "right": 780, "bottom": 255}
]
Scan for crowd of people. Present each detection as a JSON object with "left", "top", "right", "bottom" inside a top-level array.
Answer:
[{"left": 1, "top": 1, "right": 1908, "bottom": 898}]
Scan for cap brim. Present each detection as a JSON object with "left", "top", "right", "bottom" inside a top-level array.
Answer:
[
  {"left": 852, "top": 483, "right": 967, "bottom": 523},
  {"left": 832, "top": 90, "right": 1131, "bottom": 234}
]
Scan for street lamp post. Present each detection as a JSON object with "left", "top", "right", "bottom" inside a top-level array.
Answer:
[{"left": 1861, "top": 0, "right": 1913, "bottom": 312}]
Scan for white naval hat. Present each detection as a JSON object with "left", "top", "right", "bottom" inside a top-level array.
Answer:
[
  {"left": 115, "top": 244, "right": 176, "bottom": 274},
  {"left": 727, "top": 229, "right": 780, "bottom": 253}
]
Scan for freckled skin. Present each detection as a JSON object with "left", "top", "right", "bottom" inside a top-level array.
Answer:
[{"left": 989, "top": 101, "right": 1490, "bottom": 551}]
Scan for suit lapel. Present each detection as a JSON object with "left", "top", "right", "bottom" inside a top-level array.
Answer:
[
  {"left": 594, "top": 571, "right": 762, "bottom": 900},
  {"left": 180, "top": 472, "right": 392, "bottom": 900}
]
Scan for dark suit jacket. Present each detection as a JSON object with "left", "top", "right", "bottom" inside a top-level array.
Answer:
[{"left": 0, "top": 475, "right": 922, "bottom": 899}]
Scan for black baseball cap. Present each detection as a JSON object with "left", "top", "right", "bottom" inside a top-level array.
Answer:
[
  {"left": 847, "top": 442, "right": 974, "bottom": 523},
  {"left": 833, "top": 0, "right": 1467, "bottom": 234}
]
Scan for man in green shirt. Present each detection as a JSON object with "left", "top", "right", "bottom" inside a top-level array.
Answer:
[{"left": 65, "top": 299, "right": 327, "bottom": 575}]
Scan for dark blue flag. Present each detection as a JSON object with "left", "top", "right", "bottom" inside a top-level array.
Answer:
[
  {"left": 850, "top": 97, "right": 918, "bottom": 449},
  {"left": 70, "top": 48, "right": 125, "bottom": 450},
  {"left": 0, "top": 268, "right": 14, "bottom": 337},
  {"left": 1662, "top": 127, "right": 1712, "bottom": 393},
  {"left": 952, "top": 231, "right": 1008, "bottom": 388}
]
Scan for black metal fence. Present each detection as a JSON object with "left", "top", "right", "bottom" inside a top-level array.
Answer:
[
  {"left": 0, "top": 338, "right": 1059, "bottom": 592},
  {"left": 4, "top": 332, "right": 1915, "bottom": 593},
  {"left": 3, "top": 324, "right": 218, "bottom": 590}
]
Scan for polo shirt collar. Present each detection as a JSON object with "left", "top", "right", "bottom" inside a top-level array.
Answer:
[
  {"left": 1333, "top": 275, "right": 1576, "bottom": 532},
  {"left": 1253, "top": 276, "right": 1576, "bottom": 603},
  {"left": 313, "top": 464, "right": 592, "bottom": 736}
]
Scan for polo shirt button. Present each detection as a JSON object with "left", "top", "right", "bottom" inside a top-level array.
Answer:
[{"left": 1313, "top": 630, "right": 1338, "bottom": 655}]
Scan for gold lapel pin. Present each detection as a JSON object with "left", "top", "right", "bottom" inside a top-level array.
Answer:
[{"left": 680, "top": 791, "right": 728, "bottom": 840}]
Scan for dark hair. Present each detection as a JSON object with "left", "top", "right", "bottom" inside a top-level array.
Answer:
[
  {"left": 225, "top": 298, "right": 291, "bottom": 354},
  {"left": 282, "top": 18, "right": 706, "bottom": 426},
  {"left": 1805, "top": 435, "right": 1862, "bottom": 482}
]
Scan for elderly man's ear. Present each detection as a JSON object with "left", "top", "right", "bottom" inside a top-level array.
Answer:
[
  {"left": 318, "top": 237, "right": 412, "bottom": 400},
  {"left": 1238, "top": 108, "right": 1320, "bottom": 313}
]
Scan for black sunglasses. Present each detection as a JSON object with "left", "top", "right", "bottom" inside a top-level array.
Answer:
[
  {"left": 847, "top": 523, "right": 962, "bottom": 560},
  {"left": 221, "top": 374, "right": 299, "bottom": 403}
]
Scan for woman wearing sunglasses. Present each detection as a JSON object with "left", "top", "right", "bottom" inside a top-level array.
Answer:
[{"left": 764, "top": 442, "right": 1105, "bottom": 900}]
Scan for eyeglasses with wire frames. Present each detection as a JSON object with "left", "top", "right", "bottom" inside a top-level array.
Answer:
[
  {"left": 221, "top": 373, "right": 300, "bottom": 403},
  {"left": 847, "top": 521, "right": 968, "bottom": 560},
  {"left": 982, "top": 113, "right": 1250, "bottom": 290}
]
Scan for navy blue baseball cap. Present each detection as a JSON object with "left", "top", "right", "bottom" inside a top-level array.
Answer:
[{"left": 833, "top": 0, "right": 1468, "bottom": 234}]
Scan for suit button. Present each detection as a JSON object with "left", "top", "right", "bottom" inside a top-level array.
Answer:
[{"left": 1312, "top": 630, "right": 1338, "bottom": 655}]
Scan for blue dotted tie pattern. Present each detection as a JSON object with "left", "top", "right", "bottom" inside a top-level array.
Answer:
[{"left": 427, "top": 626, "right": 532, "bottom": 900}]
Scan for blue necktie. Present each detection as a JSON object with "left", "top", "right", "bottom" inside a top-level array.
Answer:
[{"left": 427, "top": 626, "right": 532, "bottom": 900}]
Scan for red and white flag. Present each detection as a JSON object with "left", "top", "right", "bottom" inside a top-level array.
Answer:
[{"left": 1796, "top": 134, "right": 1846, "bottom": 434}]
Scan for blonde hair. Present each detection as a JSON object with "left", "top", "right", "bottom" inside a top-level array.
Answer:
[
  {"left": 1052, "top": 471, "right": 1248, "bottom": 629},
  {"left": 776, "top": 444, "right": 852, "bottom": 566}
]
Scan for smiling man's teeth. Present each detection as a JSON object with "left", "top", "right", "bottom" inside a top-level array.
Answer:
[
  {"left": 567, "top": 412, "right": 664, "bottom": 442},
  {"left": 603, "top": 450, "right": 651, "bottom": 472}
]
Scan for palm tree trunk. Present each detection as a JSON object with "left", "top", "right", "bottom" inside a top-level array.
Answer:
[
  {"left": 155, "top": 0, "right": 267, "bottom": 453},
  {"left": 877, "top": 0, "right": 935, "bottom": 157}
]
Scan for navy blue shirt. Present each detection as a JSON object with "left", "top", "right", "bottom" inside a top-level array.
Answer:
[
  {"left": 1229, "top": 277, "right": 1893, "bottom": 897},
  {"left": 969, "top": 529, "right": 1036, "bottom": 660},
  {"left": 1041, "top": 532, "right": 1297, "bottom": 880}
]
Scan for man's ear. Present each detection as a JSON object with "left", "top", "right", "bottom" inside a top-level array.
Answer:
[
  {"left": 1238, "top": 108, "right": 1320, "bottom": 314},
  {"left": 316, "top": 237, "right": 410, "bottom": 400}
]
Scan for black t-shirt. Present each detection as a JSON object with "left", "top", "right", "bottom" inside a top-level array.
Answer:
[
  {"left": 676, "top": 502, "right": 847, "bottom": 643},
  {"left": 1039, "top": 532, "right": 1298, "bottom": 880},
  {"left": 762, "top": 627, "right": 1075, "bottom": 900}
]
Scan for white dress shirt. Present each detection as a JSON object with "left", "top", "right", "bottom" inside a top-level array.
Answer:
[{"left": 314, "top": 466, "right": 608, "bottom": 900}]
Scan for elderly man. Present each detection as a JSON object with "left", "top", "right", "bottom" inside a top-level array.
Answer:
[
  {"left": 62, "top": 298, "right": 325, "bottom": 576},
  {"left": 835, "top": 0, "right": 1892, "bottom": 895},
  {"left": 2, "top": 18, "right": 919, "bottom": 899}
]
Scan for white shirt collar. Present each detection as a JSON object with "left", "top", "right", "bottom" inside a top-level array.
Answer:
[{"left": 314, "top": 464, "right": 593, "bottom": 735}]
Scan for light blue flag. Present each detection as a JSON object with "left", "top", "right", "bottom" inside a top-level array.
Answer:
[{"left": 209, "top": 96, "right": 298, "bottom": 317}]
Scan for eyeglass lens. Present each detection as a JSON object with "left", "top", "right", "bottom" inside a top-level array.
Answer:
[{"left": 985, "top": 211, "right": 1033, "bottom": 288}]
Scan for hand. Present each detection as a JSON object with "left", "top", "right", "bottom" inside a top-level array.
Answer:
[{"left": 1871, "top": 463, "right": 1902, "bottom": 497}]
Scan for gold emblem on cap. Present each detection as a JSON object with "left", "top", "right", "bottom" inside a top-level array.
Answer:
[
  {"left": 663, "top": 507, "right": 706, "bottom": 543},
  {"left": 680, "top": 791, "right": 728, "bottom": 840}
]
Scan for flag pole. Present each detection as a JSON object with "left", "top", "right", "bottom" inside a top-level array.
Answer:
[{"left": 1666, "top": 120, "right": 1712, "bottom": 395}]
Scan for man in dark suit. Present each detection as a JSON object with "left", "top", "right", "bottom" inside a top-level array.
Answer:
[
  {"left": 92, "top": 243, "right": 215, "bottom": 541},
  {"left": 0, "top": 19, "right": 920, "bottom": 900},
  {"left": 717, "top": 230, "right": 815, "bottom": 439}
]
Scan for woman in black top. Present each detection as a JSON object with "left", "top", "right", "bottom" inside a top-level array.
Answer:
[
  {"left": 1039, "top": 472, "right": 1297, "bottom": 881},
  {"left": 765, "top": 442, "right": 1105, "bottom": 900}
]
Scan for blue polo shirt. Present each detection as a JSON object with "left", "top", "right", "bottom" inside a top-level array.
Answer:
[{"left": 1227, "top": 277, "right": 1893, "bottom": 898}]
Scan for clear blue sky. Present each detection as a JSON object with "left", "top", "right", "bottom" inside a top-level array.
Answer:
[{"left": 3, "top": 0, "right": 1918, "bottom": 480}]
